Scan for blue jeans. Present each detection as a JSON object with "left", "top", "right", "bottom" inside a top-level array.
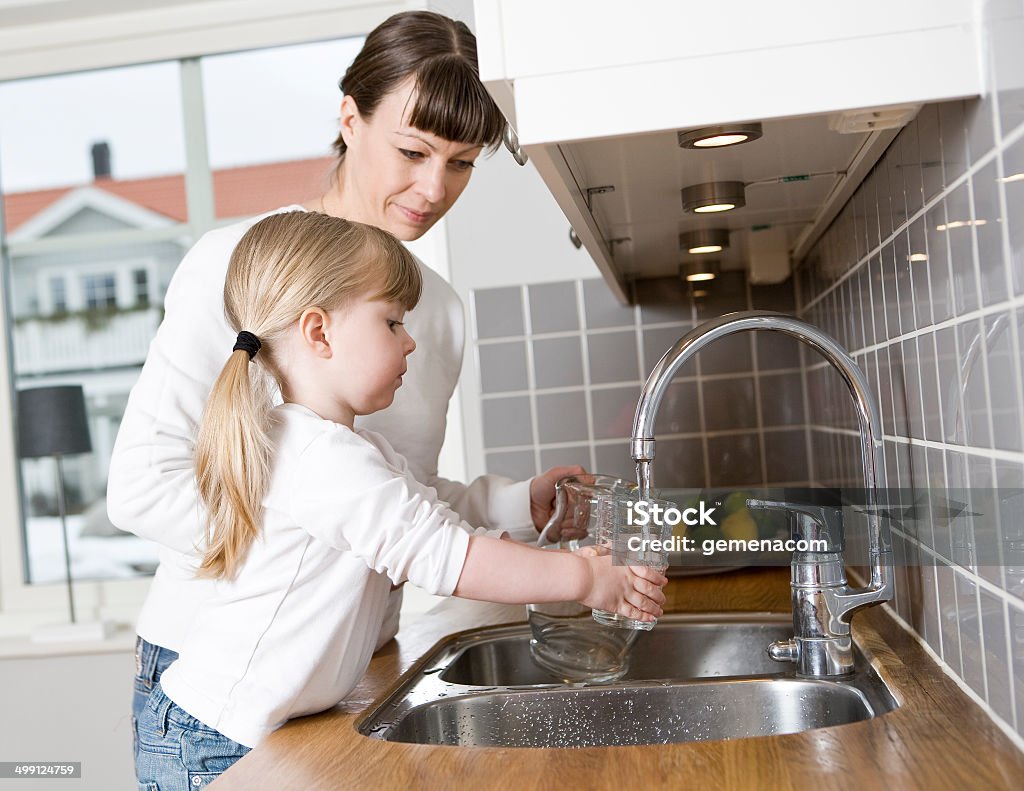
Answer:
[
  {"left": 134, "top": 683, "right": 250, "bottom": 790},
  {"left": 133, "top": 636, "right": 178, "bottom": 723}
]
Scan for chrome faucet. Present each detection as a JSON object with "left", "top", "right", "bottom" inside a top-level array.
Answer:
[{"left": 631, "top": 310, "right": 893, "bottom": 677}]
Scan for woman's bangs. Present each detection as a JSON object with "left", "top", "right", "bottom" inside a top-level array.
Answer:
[{"left": 407, "top": 56, "right": 505, "bottom": 151}]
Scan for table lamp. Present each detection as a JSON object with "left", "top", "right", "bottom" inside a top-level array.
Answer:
[{"left": 18, "top": 385, "right": 111, "bottom": 642}]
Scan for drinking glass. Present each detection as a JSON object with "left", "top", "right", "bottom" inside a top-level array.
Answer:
[{"left": 591, "top": 494, "right": 675, "bottom": 630}]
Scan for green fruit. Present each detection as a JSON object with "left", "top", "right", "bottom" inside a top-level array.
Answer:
[
  {"left": 679, "top": 491, "right": 703, "bottom": 513},
  {"left": 722, "top": 490, "right": 751, "bottom": 516},
  {"left": 754, "top": 509, "right": 787, "bottom": 539}
]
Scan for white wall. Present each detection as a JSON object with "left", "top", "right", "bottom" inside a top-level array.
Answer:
[
  {"left": 0, "top": 648, "right": 135, "bottom": 789},
  {"left": 443, "top": 149, "right": 603, "bottom": 481}
]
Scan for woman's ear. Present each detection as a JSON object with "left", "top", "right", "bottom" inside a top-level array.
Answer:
[
  {"left": 298, "top": 307, "right": 332, "bottom": 358},
  {"left": 338, "top": 94, "right": 361, "bottom": 150}
]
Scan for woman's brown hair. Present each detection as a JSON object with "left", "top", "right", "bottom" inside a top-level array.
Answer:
[
  {"left": 332, "top": 10, "right": 505, "bottom": 158},
  {"left": 194, "top": 211, "right": 421, "bottom": 579}
]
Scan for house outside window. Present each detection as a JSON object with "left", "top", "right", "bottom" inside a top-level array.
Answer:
[{"left": 82, "top": 273, "right": 118, "bottom": 310}]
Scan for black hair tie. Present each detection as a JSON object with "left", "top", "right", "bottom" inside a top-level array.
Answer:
[{"left": 233, "top": 331, "right": 262, "bottom": 361}]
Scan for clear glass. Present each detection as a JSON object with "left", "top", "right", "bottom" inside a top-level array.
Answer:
[
  {"left": 592, "top": 495, "right": 675, "bottom": 631},
  {"left": 527, "top": 544, "right": 640, "bottom": 684},
  {"left": 201, "top": 37, "right": 364, "bottom": 219},
  {"left": 535, "top": 473, "right": 637, "bottom": 545}
]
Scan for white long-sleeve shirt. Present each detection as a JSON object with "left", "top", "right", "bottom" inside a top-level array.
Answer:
[
  {"left": 160, "top": 404, "right": 500, "bottom": 748},
  {"left": 106, "top": 205, "right": 533, "bottom": 651}
]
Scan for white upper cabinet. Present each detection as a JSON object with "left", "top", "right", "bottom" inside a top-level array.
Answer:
[{"left": 473, "top": 0, "right": 984, "bottom": 302}]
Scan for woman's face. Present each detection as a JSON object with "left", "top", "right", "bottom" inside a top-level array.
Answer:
[{"left": 336, "top": 78, "right": 484, "bottom": 241}]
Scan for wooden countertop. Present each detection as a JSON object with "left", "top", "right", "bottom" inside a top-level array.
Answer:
[{"left": 212, "top": 568, "right": 1024, "bottom": 790}]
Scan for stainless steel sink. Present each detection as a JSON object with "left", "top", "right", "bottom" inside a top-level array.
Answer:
[
  {"left": 441, "top": 617, "right": 789, "bottom": 686},
  {"left": 359, "top": 614, "right": 898, "bottom": 748}
]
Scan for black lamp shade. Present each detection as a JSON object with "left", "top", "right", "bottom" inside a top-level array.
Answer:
[{"left": 17, "top": 385, "right": 92, "bottom": 459}]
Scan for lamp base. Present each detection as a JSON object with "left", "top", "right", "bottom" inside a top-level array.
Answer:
[{"left": 31, "top": 620, "right": 115, "bottom": 644}]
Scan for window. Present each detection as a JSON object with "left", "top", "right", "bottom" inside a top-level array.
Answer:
[
  {"left": 1, "top": 60, "right": 188, "bottom": 585},
  {"left": 82, "top": 273, "right": 117, "bottom": 310},
  {"left": 201, "top": 37, "right": 363, "bottom": 219},
  {"left": 133, "top": 269, "right": 149, "bottom": 307},
  {"left": 49, "top": 276, "right": 67, "bottom": 313},
  {"left": 0, "top": 37, "right": 362, "bottom": 590}
]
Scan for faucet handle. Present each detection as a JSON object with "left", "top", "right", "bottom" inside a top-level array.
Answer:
[{"left": 745, "top": 498, "right": 844, "bottom": 552}]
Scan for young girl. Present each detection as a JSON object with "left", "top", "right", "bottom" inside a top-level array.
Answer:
[{"left": 133, "top": 212, "right": 666, "bottom": 786}]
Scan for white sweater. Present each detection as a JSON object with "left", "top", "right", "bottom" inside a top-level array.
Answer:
[
  {"left": 106, "top": 205, "right": 533, "bottom": 651},
  {"left": 160, "top": 403, "right": 497, "bottom": 748}
]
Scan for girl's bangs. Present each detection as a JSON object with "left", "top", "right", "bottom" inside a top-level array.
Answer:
[{"left": 371, "top": 239, "right": 422, "bottom": 311}]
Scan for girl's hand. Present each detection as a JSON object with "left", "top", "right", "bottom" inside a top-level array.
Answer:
[{"left": 573, "top": 546, "right": 667, "bottom": 622}]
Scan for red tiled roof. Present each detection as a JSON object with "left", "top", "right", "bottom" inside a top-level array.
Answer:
[{"left": 3, "top": 156, "right": 336, "bottom": 233}]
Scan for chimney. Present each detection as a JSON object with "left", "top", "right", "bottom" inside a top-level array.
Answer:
[{"left": 91, "top": 142, "right": 111, "bottom": 180}]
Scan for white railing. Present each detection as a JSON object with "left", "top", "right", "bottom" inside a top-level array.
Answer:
[{"left": 13, "top": 308, "right": 162, "bottom": 375}]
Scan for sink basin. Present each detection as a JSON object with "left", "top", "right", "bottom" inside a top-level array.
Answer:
[
  {"left": 384, "top": 678, "right": 887, "bottom": 747},
  {"left": 441, "top": 617, "right": 790, "bottom": 686},
  {"left": 359, "top": 614, "right": 898, "bottom": 748}
]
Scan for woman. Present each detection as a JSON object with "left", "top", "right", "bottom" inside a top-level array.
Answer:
[{"left": 107, "top": 10, "right": 582, "bottom": 730}]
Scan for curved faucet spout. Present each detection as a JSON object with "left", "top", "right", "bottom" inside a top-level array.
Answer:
[{"left": 631, "top": 310, "right": 893, "bottom": 663}]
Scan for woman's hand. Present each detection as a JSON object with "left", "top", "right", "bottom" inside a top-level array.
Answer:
[
  {"left": 529, "top": 464, "right": 586, "bottom": 539},
  {"left": 573, "top": 545, "right": 667, "bottom": 622}
]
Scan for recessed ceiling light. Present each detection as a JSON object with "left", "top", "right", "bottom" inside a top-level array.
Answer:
[
  {"left": 909, "top": 253, "right": 928, "bottom": 262},
  {"left": 680, "top": 260, "right": 720, "bottom": 283},
  {"left": 681, "top": 181, "right": 746, "bottom": 214},
  {"left": 679, "top": 228, "right": 730, "bottom": 255},
  {"left": 677, "top": 123, "right": 763, "bottom": 149}
]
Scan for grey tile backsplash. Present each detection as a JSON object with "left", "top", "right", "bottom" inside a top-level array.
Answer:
[
  {"left": 472, "top": 272, "right": 810, "bottom": 491},
  {"left": 797, "top": 81, "right": 1024, "bottom": 737},
  {"left": 469, "top": 5, "right": 1024, "bottom": 745}
]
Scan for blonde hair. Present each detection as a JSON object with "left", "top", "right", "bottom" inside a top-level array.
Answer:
[{"left": 195, "top": 211, "right": 421, "bottom": 579}]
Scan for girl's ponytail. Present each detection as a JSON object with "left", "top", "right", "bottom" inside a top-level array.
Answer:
[
  {"left": 194, "top": 342, "right": 273, "bottom": 579},
  {"left": 192, "top": 211, "right": 421, "bottom": 580}
]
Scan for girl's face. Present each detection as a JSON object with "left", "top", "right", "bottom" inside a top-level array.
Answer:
[
  {"left": 327, "top": 297, "right": 416, "bottom": 417},
  {"left": 335, "top": 78, "right": 483, "bottom": 241},
  {"left": 287, "top": 296, "right": 416, "bottom": 427}
]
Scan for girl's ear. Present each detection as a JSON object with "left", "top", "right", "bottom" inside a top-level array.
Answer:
[{"left": 298, "top": 307, "right": 332, "bottom": 358}]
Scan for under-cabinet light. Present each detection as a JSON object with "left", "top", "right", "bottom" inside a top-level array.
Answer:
[
  {"left": 679, "top": 228, "right": 730, "bottom": 255},
  {"left": 681, "top": 181, "right": 746, "bottom": 214},
  {"left": 678, "top": 123, "right": 763, "bottom": 149},
  {"left": 680, "top": 260, "right": 721, "bottom": 283}
]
